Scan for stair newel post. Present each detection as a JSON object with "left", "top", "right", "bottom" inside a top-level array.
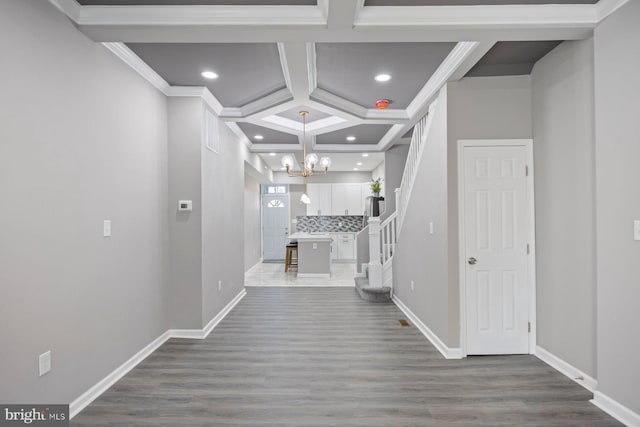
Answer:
[{"left": 368, "top": 217, "right": 383, "bottom": 288}]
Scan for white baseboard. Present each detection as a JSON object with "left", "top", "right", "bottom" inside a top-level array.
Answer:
[
  {"left": 592, "top": 391, "right": 640, "bottom": 427},
  {"left": 392, "top": 295, "right": 463, "bottom": 360},
  {"left": 535, "top": 346, "right": 597, "bottom": 393},
  {"left": 70, "top": 288, "right": 247, "bottom": 419},
  {"left": 297, "top": 273, "right": 331, "bottom": 279},
  {"left": 245, "top": 258, "right": 263, "bottom": 274},
  {"left": 69, "top": 330, "right": 171, "bottom": 419}
]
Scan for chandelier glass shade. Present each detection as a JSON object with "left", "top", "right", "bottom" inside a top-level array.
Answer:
[{"left": 280, "top": 111, "right": 331, "bottom": 178}]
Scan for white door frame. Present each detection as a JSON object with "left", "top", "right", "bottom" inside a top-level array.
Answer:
[
  {"left": 457, "top": 139, "right": 537, "bottom": 357},
  {"left": 261, "top": 191, "right": 291, "bottom": 261}
]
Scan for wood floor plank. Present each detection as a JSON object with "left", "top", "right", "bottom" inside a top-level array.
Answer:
[{"left": 71, "top": 287, "right": 621, "bottom": 426}]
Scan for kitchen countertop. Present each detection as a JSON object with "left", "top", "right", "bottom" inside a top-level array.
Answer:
[{"left": 288, "top": 232, "right": 332, "bottom": 242}]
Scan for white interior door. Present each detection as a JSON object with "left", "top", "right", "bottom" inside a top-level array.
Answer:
[
  {"left": 463, "top": 144, "right": 530, "bottom": 355},
  {"left": 262, "top": 195, "right": 289, "bottom": 261}
]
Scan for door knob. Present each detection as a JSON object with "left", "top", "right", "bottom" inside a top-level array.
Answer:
[{"left": 468, "top": 257, "right": 478, "bottom": 265}]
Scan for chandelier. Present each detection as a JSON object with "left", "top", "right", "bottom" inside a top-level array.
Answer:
[{"left": 280, "top": 111, "right": 331, "bottom": 204}]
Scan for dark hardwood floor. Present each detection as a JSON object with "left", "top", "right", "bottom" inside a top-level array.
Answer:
[{"left": 72, "top": 287, "right": 620, "bottom": 426}]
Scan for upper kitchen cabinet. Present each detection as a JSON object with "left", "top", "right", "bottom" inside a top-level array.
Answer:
[
  {"left": 331, "top": 183, "right": 363, "bottom": 216},
  {"left": 306, "top": 183, "right": 332, "bottom": 216}
]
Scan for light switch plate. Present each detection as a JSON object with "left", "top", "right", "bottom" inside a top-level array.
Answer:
[
  {"left": 634, "top": 220, "right": 640, "bottom": 241},
  {"left": 103, "top": 220, "right": 111, "bottom": 237},
  {"left": 178, "top": 200, "right": 193, "bottom": 212},
  {"left": 39, "top": 351, "right": 51, "bottom": 376}
]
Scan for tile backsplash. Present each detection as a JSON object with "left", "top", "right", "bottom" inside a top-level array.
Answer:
[{"left": 296, "top": 215, "right": 365, "bottom": 233}]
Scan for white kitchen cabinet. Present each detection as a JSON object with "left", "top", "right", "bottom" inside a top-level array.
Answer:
[
  {"left": 337, "top": 233, "right": 355, "bottom": 260},
  {"left": 361, "top": 182, "right": 372, "bottom": 216},
  {"left": 330, "top": 235, "right": 339, "bottom": 260},
  {"left": 306, "top": 183, "right": 332, "bottom": 216},
  {"left": 331, "top": 183, "right": 363, "bottom": 216}
]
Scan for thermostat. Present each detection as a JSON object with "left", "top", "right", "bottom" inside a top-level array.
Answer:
[{"left": 178, "top": 200, "right": 193, "bottom": 211}]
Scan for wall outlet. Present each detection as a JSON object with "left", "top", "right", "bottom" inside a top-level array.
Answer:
[
  {"left": 103, "top": 220, "right": 111, "bottom": 237},
  {"left": 429, "top": 221, "right": 434, "bottom": 235},
  {"left": 634, "top": 220, "right": 640, "bottom": 241},
  {"left": 39, "top": 351, "right": 51, "bottom": 376},
  {"left": 218, "top": 280, "right": 222, "bottom": 292},
  {"left": 313, "top": 243, "right": 317, "bottom": 249},
  {"left": 411, "top": 280, "right": 415, "bottom": 291}
]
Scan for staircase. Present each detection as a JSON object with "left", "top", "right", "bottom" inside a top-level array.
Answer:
[{"left": 355, "top": 101, "right": 436, "bottom": 302}]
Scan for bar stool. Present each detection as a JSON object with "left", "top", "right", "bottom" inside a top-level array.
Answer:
[{"left": 285, "top": 242, "right": 298, "bottom": 272}]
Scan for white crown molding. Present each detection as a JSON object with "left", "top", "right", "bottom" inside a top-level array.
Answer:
[
  {"left": 307, "top": 42, "right": 318, "bottom": 96},
  {"left": 49, "top": 0, "right": 81, "bottom": 22},
  {"left": 225, "top": 122, "right": 252, "bottom": 149},
  {"left": 239, "top": 88, "right": 293, "bottom": 117},
  {"left": 306, "top": 116, "right": 349, "bottom": 133},
  {"left": 355, "top": 4, "right": 600, "bottom": 28},
  {"left": 249, "top": 143, "right": 303, "bottom": 153},
  {"left": 310, "top": 143, "right": 380, "bottom": 153},
  {"left": 101, "top": 42, "right": 170, "bottom": 95},
  {"left": 406, "top": 41, "right": 478, "bottom": 119},
  {"left": 364, "top": 109, "right": 410, "bottom": 121},
  {"left": 535, "top": 346, "right": 597, "bottom": 393},
  {"left": 595, "top": 0, "right": 629, "bottom": 22},
  {"left": 392, "top": 295, "right": 463, "bottom": 359},
  {"left": 376, "top": 124, "right": 407, "bottom": 151},
  {"left": 592, "top": 391, "right": 640, "bottom": 427},
  {"left": 277, "top": 42, "right": 293, "bottom": 94},
  {"left": 70, "top": 288, "right": 246, "bottom": 419},
  {"left": 311, "top": 88, "right": 369, "bottom": 119},
  {"left": 200, "top": 87, "right": 224, "bottom": 116},
  {"left": 73, "top": 5, "right": 327, "bottom": 26}
]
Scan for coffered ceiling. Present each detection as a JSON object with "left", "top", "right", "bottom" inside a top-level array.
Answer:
[{"left": 50, "top": 0, "right": 626, "bottom": 153}]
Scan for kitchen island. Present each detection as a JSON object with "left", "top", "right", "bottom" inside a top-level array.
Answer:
[{"left": 288, "top": 232, "right": 332, "bottom": 278}]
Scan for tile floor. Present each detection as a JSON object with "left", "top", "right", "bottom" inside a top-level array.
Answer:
[{"left": 245, "top": 262, "right": 357, "bottom": 287}]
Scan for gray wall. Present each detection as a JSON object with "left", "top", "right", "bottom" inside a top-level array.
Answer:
[
  {"left": 531, "top": 39, "right": 597, "bottom": 378},
  {"left": 594, "top": 0, "right": 640, "bottom": 414},
  {"left": 201, "top": 110, "right": 249, "bottom": 324},
  {"left": 244, "top": 170, "right": 262, "bottom": 271},
  {"left": 0, "top": 0, "right": 169, "bottom": 403},
  {"left": 393, "top": 87, "right": 451, "bottom": 345},
  {"left": 168, "top": 98, "right": 204, "bottom": 329},
  {"left": 446, "top": 75, "right": 533, "bottom": 345}
]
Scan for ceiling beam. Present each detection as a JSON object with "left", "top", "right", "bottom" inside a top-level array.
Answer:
[
  {"left": 326, "top": 0, "right": 362, "bottom": 30},
  {"left": 277, "top": 42, "right": 315, "bottom": 101}
]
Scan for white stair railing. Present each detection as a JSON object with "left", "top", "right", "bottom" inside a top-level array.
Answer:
[
  {"left": 396, "top": 101, "right": 437, "bottom": 233},
  {"left": 364, "top": 100, "right": 437, "bottom": 290}
]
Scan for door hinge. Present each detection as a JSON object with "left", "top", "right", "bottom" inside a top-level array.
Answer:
[
  {"left": 528, "top": 322, "right": 531, "bottom": 333},
  {"left": 525, "top": 165, "right": 529, "bottom": 177},
  {"left": 527, "top": 243, "right": 530, "bottom": 255}
]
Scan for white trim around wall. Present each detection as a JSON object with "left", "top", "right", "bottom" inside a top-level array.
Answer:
[
  {"left": 535, "top": 346, "right": 597, "bottom": 393},
  {"left": 297, "top": 273, "right": 331, "bottom": 279},
  {"left": 591, "top": 391, "right": 640, "bottom": 427},
  {"left": 457, "top": 139, "right": 537, "bottom": 358},
  {"left": 392, "top": 295, "right": 463, "bottom": 360},
  {"left": 69, "top": 288, "right": 247, "bottom": 419}
]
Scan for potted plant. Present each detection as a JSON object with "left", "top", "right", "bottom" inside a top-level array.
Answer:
[{"left": 370, "top": 178, "right": 382, "bottom": 197}]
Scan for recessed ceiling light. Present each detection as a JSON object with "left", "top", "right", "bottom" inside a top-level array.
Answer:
[
  {"left": 269, "top": 152, "right": 276, "bottom": 156},
  {"left": 254, "top": 135, "right": 264, "bottom": 140},
  {"left": 346, "top": 136, "right": 356, "bottom": 142},
  {"left": 357, "top": 162, "right": 363, "bottom": 166},
  {"left": 362, "top": 153, "right": 369, "bottom": 157},
  {"left": 201, "top": 71, "right": 219, "bottom": 79},
  {"left": 374, "top": 73, "right": 391, "bottom": 82},
  {"left": 353, "top": 167, "right": 359, "bottom": 171}
]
